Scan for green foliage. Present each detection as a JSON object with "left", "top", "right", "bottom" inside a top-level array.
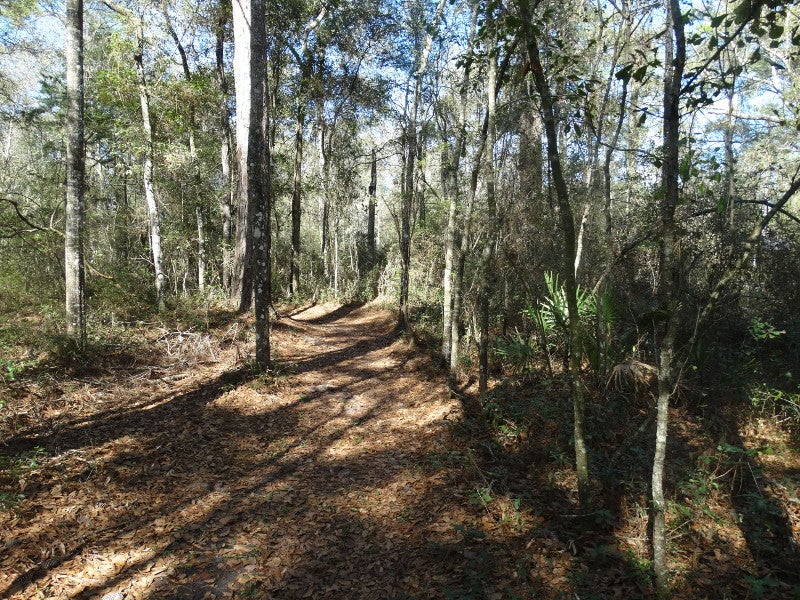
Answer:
[
  {"left": 744, "top": 575, "right": 781, "bottom": 599},
  {"left": 749, "top": 317, "right": 786, "bottom": 342},
  {"left": 747, "top": 384, "right": 800, "bottom": 422},
  {"left": 591, "top": 508, "right": 615, "bottom": 529},
  {"left": 496, "top": 272, "right": 618, "bottom": 377},
  {"left": 494, "top": 329, "right": 536, "bottom": 375},
  {"left": 0, "top": 355, "right": 30, "bottom": 383},
  {"left": 526, "top": 271, "right": 598, "bottom": 335},
  {"left": 468, "top": 485, "right": 493, "bottom": 510}
]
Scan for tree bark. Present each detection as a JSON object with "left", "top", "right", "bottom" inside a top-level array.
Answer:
[
  {"left": 232, "top": 0, "right": 269, "bottom": 363},
  {"left": 162, "top": 0, "right": 206, "bottom": 292},
  {"left": 652, "top": 0, "right": 685, "bottom": 595},
  {"left": 398, "top": 0, "right": 446, "bottom": 331},
  {"left": 216, "top": 0, "right": 234, "bottom": 293},
  {"left": 399, "top": 124, "right": 414, "bottom": 330},
  {"left": 196, "top": 205, "right": 206, "bottom": 293},
  {"left": 478, "top": 33, "right": 499, "bottom": 399},
  {"left": 522, "top": 9, "right": 589, "bottom": 508},
  {"left": 134, "top": 40, "right": 166, "bottom": 310},
  {"left": 65, "top": 0, "right": 85, "bottom": 343},
  {"left": 518, "top": 83, "right": 543, "bottom": 200},
  {"left": 290, "top": 102, "right": 304, "bottom": 295},
  {"left": 230, "top": 4, "right": 258, "bottom": 313},
  {"left": 319, "top": 117, "right": 332, "bottom": 278},
  {"left": 442, "top": 4, "right": 477, "bottom": 369},
  {"left": 368, "top": 147, "right": 377, "bottom": 259}
]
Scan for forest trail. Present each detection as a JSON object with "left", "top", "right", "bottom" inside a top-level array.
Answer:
[
  {"left": 5, "top": 303, "right": 800, "bottom": 599},
  {"left": 1, "top": 303, "right": 508, "bottom": 600}
]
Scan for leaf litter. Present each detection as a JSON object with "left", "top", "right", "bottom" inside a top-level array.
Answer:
[
  {"left": 1, "top": 302, "right": 799, "bottom": 599},
  {"left": 0, "top": 304, "right": 492, "bottom": 599}
]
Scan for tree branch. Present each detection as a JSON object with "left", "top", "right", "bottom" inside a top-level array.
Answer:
[{"left": 1, "top": 197, "right": 62, "bottom": 236}]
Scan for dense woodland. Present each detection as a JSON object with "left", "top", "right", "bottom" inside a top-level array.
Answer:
[{"left": 2, "top": 0, "right": 800, "bottom": 597}]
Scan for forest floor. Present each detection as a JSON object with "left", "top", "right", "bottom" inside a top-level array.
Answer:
[{"left": 1, "top": 302, "right": 800, "bottom": 599}]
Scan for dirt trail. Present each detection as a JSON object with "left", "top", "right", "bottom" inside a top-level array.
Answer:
[{"left": 0, "top": 303, "right": 492, "bottom": 600}]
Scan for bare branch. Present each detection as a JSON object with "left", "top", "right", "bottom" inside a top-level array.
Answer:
[{"left": 1, "top": 197, "right": 62, "bottom": 237}]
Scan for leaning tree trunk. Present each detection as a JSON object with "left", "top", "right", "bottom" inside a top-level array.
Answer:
[
  {"left": 232, "top": 0, "right": 269, "bottom": 363},
  {"left": 522, "top": 12, "right": 589, "bottom": 509},
  {"left": 134, "top": 40, "right": 166, "bottom": 311},
  {"left": 65, "top": 0, "right": 86, "bottom": 343}
]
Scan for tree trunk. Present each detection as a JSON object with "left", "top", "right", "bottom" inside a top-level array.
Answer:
[
  {"left": 196, "top": 205, "right": 206, "bottom": 293},
  {"left": 398, "top": 0, "right": 446, "bottom": 331},
  {"left": 522, "top": 14, "right": 589, "bottom": 508},
  {"left": 134, "top": 41, "right": 166, "bottom": 311},
  {"left": 723, "top": 71, "right": 737, "bottom": 231},
  {"left": 162, "top": 0, "right": 206, "bottom": 292},
  {"left": 230, "top": 8, "right": 257, "bottom": 314},
  {"left": 652, "top": 0, "right": 685, "bottom": 595},
  {"left": 216, "top": 0, "right": 234, "bottom": 293},
  {"left": 333, "top": 224, "right": 340, "bottom": 298},
  {"left": 368, "top": 148, "right": 377, "bottom": 259},
  {"left": 518, "top": 83, "right": 543, "bottom": 200},
  {"left": 442, "top": 178, "right": 458, "bottom": 364},
  {"left": 398, "top": 122, "right": 414, "bottom": 330},
  {"left": 319, "top": 119, "right": 331, "bottom": 279},
  {"left": 290, "top": 103, "right": 303, "bottom": 295},
  {"left": 442, "top": 4, "right": 477, "bottom": 369},
  {"left": 478, "top": 37, "right": 498, "bottom": 399},
  {"left": 232, "top": 0, "right": 269, "bottom": 363},
  {"left": 451, "top": 111, "right": 489, "bottom": 374},
  {"left": 65, "top": 0, "right": 85, "bottom": 343}
]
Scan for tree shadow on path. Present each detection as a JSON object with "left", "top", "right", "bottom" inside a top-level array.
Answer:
[{"left": 0, "top": 303, "right": 490, "bottom": 600}]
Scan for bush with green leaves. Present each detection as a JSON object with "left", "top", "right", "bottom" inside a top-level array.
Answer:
[{"left": 496, "top": 272, "right": 618, "bottom": 377}]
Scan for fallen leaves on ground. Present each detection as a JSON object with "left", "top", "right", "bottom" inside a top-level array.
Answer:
[{"left": 1, "top": 302, "right": 799, "bottom": 599}]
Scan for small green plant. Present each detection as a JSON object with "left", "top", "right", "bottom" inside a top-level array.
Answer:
[
  {"left": 748, "top": 318, "right": 785, "bottom": 342},
  {"left": 522, "top": 271, "right": 618, "bottom": 376},
  {"left": 678, "top": 476, "right": 720, "bottom": 500},
  {"left": 1, "top": 359, "right": 22, "bottom": 382},
  {"left": 549, "top": 449, "right": 570, "bottom": 468},
  {"left": 497, "top": 421, "right": 523, "bottom": 444},
  {"left": 745, "top": 574, "right": 780, "bottom": 599},
  {"left": 592, "top": 508, "right": 615, "bottom": 529},
  {"left": 239, "top": 580, "right": 262, "bottom": 597},
  {"left": 468, "top": 485, "right": 493, "bottom": 510},
  {"left": 0, "top": 446, "right": 47, "bottom": 478},
  {"left": 500, "top": 498, "right": 525, "bottom": 530},
  {"left": 481, "top": 398, "right": 502, "bottom": 427},
  {"left": 0, "top": 491, "right": 25, "bottom": 510},
  {"left": 748, "top": 384, "right": 800, "bottom": 421},
  {"left": 623, "top": 548, "right": 652, "bottom": 585},
  {"left": 495, "top": 330, "right": 536, "bottom": 375}
]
